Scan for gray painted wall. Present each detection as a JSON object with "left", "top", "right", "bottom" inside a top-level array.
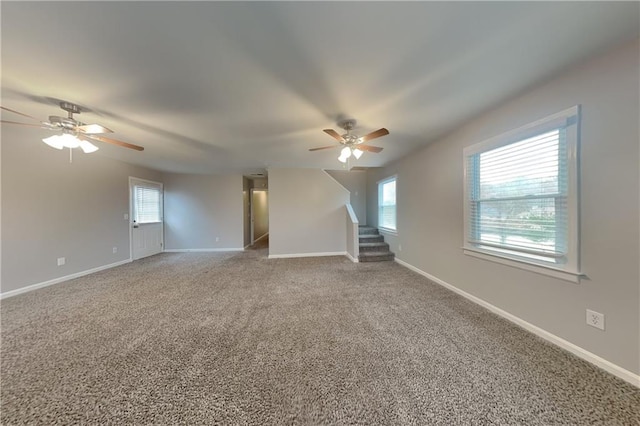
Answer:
[
  {"left": 1, "top": 126, "right": 162, "bottom": 293},
  {"left": 163, "top": 173, "right": 243, "bottom": 250},
  {"left": 269, "top": 168, "right": 350, "bottom": 256},
  {"left": 367, "top": 40, "right": 639, "bottom": 374},
  {"left": 251, "top": 178, "right": 268, "bottom": 190},
  {"left": 326, "top": 169, "right": 367, "bottom": 225}
]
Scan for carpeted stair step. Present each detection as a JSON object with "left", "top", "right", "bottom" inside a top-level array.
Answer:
[
  {"left": 358, "top": 226, "right": 379, "bottom": 235},
  {"left": 359, "top": 251, "right": 395, "bottom": 262},
  {"left": 359, "top": 242, "right": 390, "bottom": 252},
  {"left": 358, "top": 226, "right": 394, "bottom": 262},
  {"left": 359, "top": 234, "right": 384, "bottom": 244}
]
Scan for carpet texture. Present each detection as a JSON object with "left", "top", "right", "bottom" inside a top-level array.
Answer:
[{"left": 2, "top": 245, "right": 639, "bottom": 425}]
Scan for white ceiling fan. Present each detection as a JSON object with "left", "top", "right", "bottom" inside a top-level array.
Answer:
[
  {"left": 309, "top": 119, "right": 389, "bottom": 163},
  {"left": 1, "top": 101, "right": 144, "bottom": 153}
]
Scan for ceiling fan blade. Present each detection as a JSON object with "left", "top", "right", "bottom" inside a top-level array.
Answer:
[
  {"left": 77, "top": 123, "right": 114, "bottom": 134},
  {"left": 356, "top": 144, "right": 383, "bottom": 153},
  {"left": 1, "top": 120, "right": 50, "bottom": 129},
  {"left": 361, "top": 128, "right": 389, "bottom": 142},
  {"left": 309, "top": 145, "right": 338, "bottom": 152},
  {"left": 323, "top": 129, "right": 345, "bottom": 142},
  {"left": 1, "top": 106, "right": 42, "bottom": 122},
  {"left": 82, "top": 134, "right": 144, "bottom": 151}
]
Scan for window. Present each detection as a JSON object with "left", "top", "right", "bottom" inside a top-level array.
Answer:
[
  {"left": 134, "top": 184, "right": 162, "bottom": 223},
  {"left": 463, "top": 106, "right": 580, "bottom": 281},
  {"left": 378, "top": 175, "right": 397, "bottom": 232}
]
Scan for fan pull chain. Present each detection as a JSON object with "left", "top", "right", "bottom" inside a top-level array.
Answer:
[{"left": 69, "top": 147, "right": 73, "bottom": 163}]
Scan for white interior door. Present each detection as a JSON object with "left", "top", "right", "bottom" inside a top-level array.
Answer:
[{"left": 130, "top": 177, "right": 164, "bottom": 260}]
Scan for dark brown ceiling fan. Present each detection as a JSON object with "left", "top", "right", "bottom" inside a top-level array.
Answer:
[
  {"left": 1, "top": 101, "right": 144, "bottom": 152},
  {"left": 310, "top": 119, "right": 388, "bottom": 162}
]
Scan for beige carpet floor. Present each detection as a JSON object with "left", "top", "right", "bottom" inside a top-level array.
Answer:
[{"left": 2, "top": 245, "right": 639, "bottom": 424}]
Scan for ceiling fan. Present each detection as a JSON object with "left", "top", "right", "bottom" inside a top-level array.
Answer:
[
  {"left": 1, "top": 101, "right": 144, "bottom": 153},
  {"left": 310, "top": 119, "right": 389, "bottom": 163}
]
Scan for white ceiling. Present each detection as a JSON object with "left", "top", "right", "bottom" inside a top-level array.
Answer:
[{"left": 2, "top": 2, "right": 638, "bottom": 174}]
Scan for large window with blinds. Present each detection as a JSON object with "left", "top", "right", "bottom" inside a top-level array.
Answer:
[
  {"left": 378, "top": 175, "right": 397, "bottom": 232},
  {"left": 133, "top": 184, "right": 162, "bottom": 223},
  {"left": 463, "top": 106, "right": 580, "bottom": 281}
]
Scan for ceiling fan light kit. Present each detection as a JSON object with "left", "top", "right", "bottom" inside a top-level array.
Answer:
[
  {"left": 338, "top": 146, "right": 364, "bottom": 163},
  {"left": 43, "top": 133, "right": 99, "bottom": 153},
  {"left": 310, "top": 118, "right": 389, "bottom": 164}
]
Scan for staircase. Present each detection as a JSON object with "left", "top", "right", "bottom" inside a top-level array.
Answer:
[{"left": 358, "top": 226, "right": 395, "bottom": 262}]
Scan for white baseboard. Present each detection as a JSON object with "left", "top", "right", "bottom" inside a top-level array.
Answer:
[
  {"left": 164, "top": 248, "right": 244, "bottom": 253},
  {"left": 0, "top": 259, "right": 132, "bottom": 300},
  {"left": 269, "top": 251, "right": 347, "bottom": 259},
  {"left": 394, "top": 257, "right": 640, "bottom": 388},
  {"left": 345, "top": 252, "right": 359, "bottom": 263}
]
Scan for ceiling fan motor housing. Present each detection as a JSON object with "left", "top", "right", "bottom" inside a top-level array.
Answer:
[
  {"left": 49, "top": 116, "right": 80, "bottom": 130},
  {"left": 339, "top": 119, "right": 363, "bottom": 145},
  {"left": 46, "top": 102, "right": 85, "bottom": 130},
  {"left": 342, "top": 134, "right": 362, "bottom": 145}
]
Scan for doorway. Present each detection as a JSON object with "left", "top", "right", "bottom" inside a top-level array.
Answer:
[
  {"left": 250, "top": 188, "right": 269, "bottom": 245},
  {"left": 129, "top": 177, "right": 164, "bottom": 260}
]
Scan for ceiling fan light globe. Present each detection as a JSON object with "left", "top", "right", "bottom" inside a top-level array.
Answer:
[
  {"left": 79, "top": 140, "right": 99, "bottom": 153},
  {"left": 341, "top": 147, "right": 352, "bottom": 158},
  {"left": 42, "top": 134, "right": 65, "bottom": 150},
  {"left": 353, "top": 148, "right": 363, "bottom": 159},
  {"left": 338, "top": 154, "right": 348, "bottom": 163},
  {"left": 60, "top": 133, "right": 81, "bottom": 148}
]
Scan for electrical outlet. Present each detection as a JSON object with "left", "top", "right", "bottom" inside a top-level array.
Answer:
[
  {"left": 123, "top": 213, "right": 129, "bottom": 220},
  {"left": 113, "top": 247, "right": 118, "bottom": 254},
  {"left": 586, "top": 309, "right": 605, "bottom": 331},
  {"left": 57, "top": 257, "right": 66, "bottom": 266},
  {"left": 216, "top": 237, "right": 220, "bottom": 242},
  {"left": 398, "top": 244, "right": 402, "bottom": 251}
]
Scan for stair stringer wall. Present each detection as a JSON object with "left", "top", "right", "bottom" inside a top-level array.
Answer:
[{"left": 268, "top": 168, "right": 350, "bottom": 257}]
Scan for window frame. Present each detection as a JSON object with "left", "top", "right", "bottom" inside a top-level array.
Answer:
[
  {"left": 377, "top": 175, "right": 397, "bottom": 234},
  {"left": 463, "top": 106, "right": 581, "bottom": 283},
  {"left": 133, "top": 181, "right": 163, "bottom": 225}
]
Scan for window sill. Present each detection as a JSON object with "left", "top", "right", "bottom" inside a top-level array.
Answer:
[
  {"left": 378, "top": 227, "right": 397, "bottom": 236},
  {"left": 463, "top": 247, "right": 583, "bottom": 283}
]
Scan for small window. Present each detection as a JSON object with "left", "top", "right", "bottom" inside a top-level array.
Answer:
[
  {"left": 134, "top": 184, "right": 162, "bottom": 224},
  {"left": 463, "top": 106, "right": 580, "bottom": 281},
  {"left": 378, "top": 175, "right": 397, "bottom": 232}
]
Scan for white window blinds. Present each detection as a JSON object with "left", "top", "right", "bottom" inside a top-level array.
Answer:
[
  {"left": 134, "top": 185, "right": 162, "bottom": 223},
  {"left": 464, "top": 106, "right": 580, "bottom": 275}
]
